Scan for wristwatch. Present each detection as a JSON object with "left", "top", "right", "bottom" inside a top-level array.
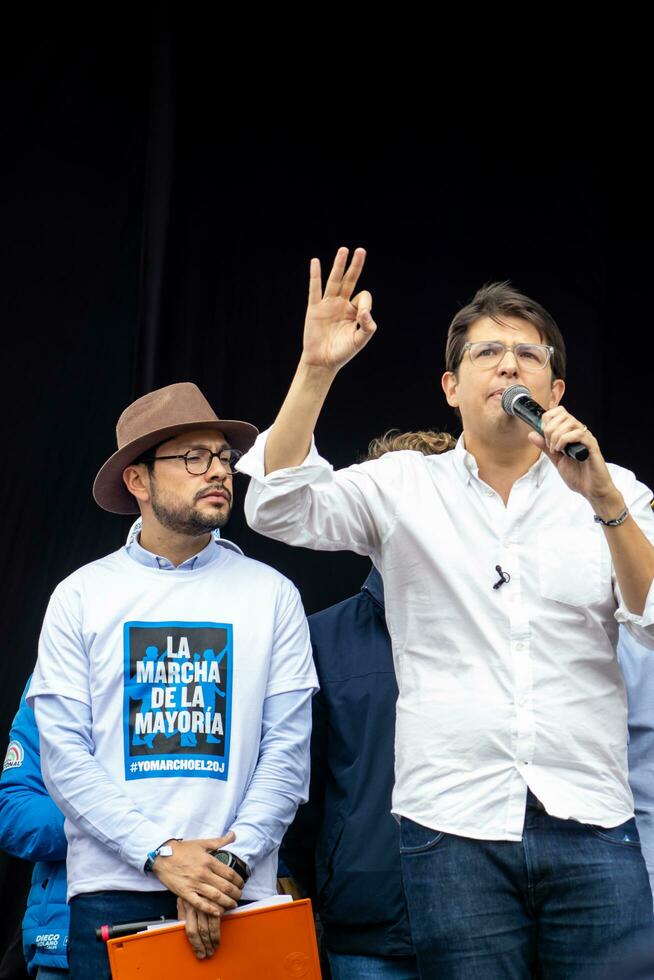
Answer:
[
  {"left": 144, "top": 842, "right": 175, "bottom": 873},
  {"left": 211, "top": 848, "right": 251, "bottom": 882}
]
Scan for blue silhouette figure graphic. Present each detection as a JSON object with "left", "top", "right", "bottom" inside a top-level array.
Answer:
[
  {"left": 132, "top": 645, "right": 166, "bottom": 749},
  {"left": 197, "top": 646, "right": 227, "bottom": 744}
]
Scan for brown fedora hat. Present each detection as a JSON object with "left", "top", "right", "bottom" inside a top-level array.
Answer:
[{"left": 93, "top": 382, "right": 259, "bottom": 515}]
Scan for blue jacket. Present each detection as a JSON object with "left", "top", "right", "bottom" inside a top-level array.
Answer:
[
  {"left": 0, "top": 680, "right": 69, "bottom": 974},
  {"left": 280, "top": 568, "right": 414, "bottom": 957}
]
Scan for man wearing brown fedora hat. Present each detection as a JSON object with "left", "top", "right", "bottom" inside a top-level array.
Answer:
[{"left": 27, "top": 382, "right": 318, "bottom": 979}]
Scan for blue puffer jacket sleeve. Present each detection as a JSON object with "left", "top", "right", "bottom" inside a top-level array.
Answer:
[
  {"left": 0, "top": 681, "right": 67, "bottom": 862},
  {"left": 0, "top": 678, "right": 69, "bottom": 974}
]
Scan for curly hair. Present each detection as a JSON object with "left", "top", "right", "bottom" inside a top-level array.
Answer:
[{"left": 365, "top": 429, "right": 456, "bottom": 461}]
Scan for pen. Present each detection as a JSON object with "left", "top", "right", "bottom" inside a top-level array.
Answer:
[{"left": 95, "top": 916, "right": 173, "bottom": 942}]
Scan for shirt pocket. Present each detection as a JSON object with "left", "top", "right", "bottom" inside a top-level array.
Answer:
[{"left": 537, "top": 527, "right": 609, "bottom": 607}]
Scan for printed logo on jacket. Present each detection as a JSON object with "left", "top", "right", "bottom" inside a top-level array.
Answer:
[
  {"left": 123, "top": 622, "right": 232, "bottom": 780},
  {"left": 2, "top": 740, "right": 24, "bottom": 771}
]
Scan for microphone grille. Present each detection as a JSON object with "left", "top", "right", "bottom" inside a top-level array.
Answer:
[{"left": 501, "top": 384, "right": 530, "bottom": 416}]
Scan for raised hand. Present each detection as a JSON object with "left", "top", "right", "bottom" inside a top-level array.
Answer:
[
  {"left": 261, "top": 246, "right": 378, "bottom": 473},
  {"left": 301, "top": 247, "right": 377, "bottom": 373}
]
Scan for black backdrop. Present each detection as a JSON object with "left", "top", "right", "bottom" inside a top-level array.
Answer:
[{"left": 0, "top": 7, "right": 650, "bottom": 963}]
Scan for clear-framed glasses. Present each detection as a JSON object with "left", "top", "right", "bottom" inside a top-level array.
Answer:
[
  {"left": 140, "top": 447, "right": 243, "bottom": 475},
  {"left": 462, "top": 341, "right": 555, "bottom": 372}
]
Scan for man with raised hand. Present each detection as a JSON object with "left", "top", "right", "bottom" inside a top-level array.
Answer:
[
  {"left": 238, "top": 249, "right": 654, "bottom": 978},
  {"left": 28, "top": 382, "right": 317, "bottom": 979}
]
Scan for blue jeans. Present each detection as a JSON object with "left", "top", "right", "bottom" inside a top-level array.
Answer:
[
  {"left": 399, "top": 793, "right": 654, "bottom": 979},
  {"left": 35, "top": 971, "right": 70, "bottom": 979},
  {"left": 68, "top": 890, "right": 178, "bottom": 980},
  {"left": 328, "top": 951, "right": 420, "bottom": 979}
]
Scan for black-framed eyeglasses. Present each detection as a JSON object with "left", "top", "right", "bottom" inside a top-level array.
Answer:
[
  {"left": 462, "top": 341, "right": 555, "bottom": 372},
  {"left": 140, "top": 448, "right": 243, "bottom": 475}
]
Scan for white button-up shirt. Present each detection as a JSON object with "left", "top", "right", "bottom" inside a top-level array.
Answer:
[{"left": 238, "top": 432, "right": 654, "bottom": 840}]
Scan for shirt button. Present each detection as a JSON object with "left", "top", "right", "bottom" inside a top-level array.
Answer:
[
  {"left": 515, "top": 642, "right": 526, "bottom": 652},
  {"left": 486, "top": 489, "right": 494, "bottom": 497}
]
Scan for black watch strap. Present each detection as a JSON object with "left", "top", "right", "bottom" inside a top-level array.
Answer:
[{"left": 211, "top": 848, "right": 250, "bottom": 882}]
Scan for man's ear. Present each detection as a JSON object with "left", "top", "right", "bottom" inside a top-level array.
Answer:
[
  {"left": 122, "top": 464, "right": 151, "bottom": 505},
  {"left": 548, "top": 378, "right": 565, "bottom": 409},
  {"left": 441, "top": 371, "right": 459, "bottom": 408}
]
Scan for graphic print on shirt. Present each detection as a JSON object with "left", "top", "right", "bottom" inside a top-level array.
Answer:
[{"left": 123, "top": 621, "right": 232, "bottom": 780}]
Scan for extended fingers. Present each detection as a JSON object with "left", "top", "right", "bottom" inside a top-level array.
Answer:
[
  {"left": 340, "top": 248, "right": 367, "bottom": 300},
  {"left": 323, "top": 246, "right": 366, "bottom": 299},
  {"left": 308, "top": 257, "right": 322, "bottom": 305},
  {"left": 323, "top": 246, "right": 349, "bottom": 297}
]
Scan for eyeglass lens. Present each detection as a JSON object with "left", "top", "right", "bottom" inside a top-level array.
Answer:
[
  {"left": 185, "top": 449, "right": 240, "bottom": 474},
  {"left": 468, "top": 342, "right": 550, "bottom": 371}
]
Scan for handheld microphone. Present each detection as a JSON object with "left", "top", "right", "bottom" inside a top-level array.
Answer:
[{"left": 500, "top": 385, "right": 589, "bottom": 462}]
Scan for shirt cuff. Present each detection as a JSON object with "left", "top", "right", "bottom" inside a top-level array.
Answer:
[
  {"left": 615, "top": 575, "right": 654, "bottom": 630},
  {"left": 236, "top": 428, "right": 330, "bottom": 484},
  {"left": 221, "top": 830, "right": 267, "bottom": 870}
]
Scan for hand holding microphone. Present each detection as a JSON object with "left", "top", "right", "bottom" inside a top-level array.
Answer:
[
  {"left": 500, "top": 383, "right": 626, "bottom": 515},
  {"left": 501, "top": 385, "right": 589, "bottom": 461}
]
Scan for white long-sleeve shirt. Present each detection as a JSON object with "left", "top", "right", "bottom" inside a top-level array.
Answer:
[
  {"left": 29, "top": 537, "right": 317, "bottom": 899},
  {"left": 239, "top": 432, "right": 654, "bottom": 840}
]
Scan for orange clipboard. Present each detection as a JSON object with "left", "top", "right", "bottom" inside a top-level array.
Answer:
[{"left": 107, "top": 897, "right": 322, "bottom": 978}]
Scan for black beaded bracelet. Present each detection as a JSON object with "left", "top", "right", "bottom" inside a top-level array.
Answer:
[{"left": 593, "top": 507, "right": 629, "bottom": 527}]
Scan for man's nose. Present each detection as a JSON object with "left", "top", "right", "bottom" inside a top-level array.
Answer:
[
  {"left": 206, "top": 455, "right": 230, "bottom": 479},
  {"left": 497, "top": 348, "right": 519, "bottom": 375}
]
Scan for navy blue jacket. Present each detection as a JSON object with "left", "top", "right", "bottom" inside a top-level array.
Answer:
[
  {"left": 0, "top": 681, "right": 69, "bottom": 974},
  {"left": 280, "top": 568, "right": 414, "bottom": 957}
]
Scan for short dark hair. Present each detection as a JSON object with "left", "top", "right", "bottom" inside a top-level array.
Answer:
[
  {"left": 445, "top": 282, "right": 567, "bottom": 381},
  {"left": 132, "top": 439, "right": 167, "bottom": 476}
]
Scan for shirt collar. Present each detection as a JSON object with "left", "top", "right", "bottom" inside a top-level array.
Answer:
[
  {"left": 452, "top": 434, "right": 478, "bottom": 486},
  {"left": 362, "top": 565, "right": 385, "bottom": 609},
  {"left": 452, "top": 433, "right": 550, "bottom": 488},
  {"left": 127, "top": 535, "right": 225, "bottom": 570}
]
